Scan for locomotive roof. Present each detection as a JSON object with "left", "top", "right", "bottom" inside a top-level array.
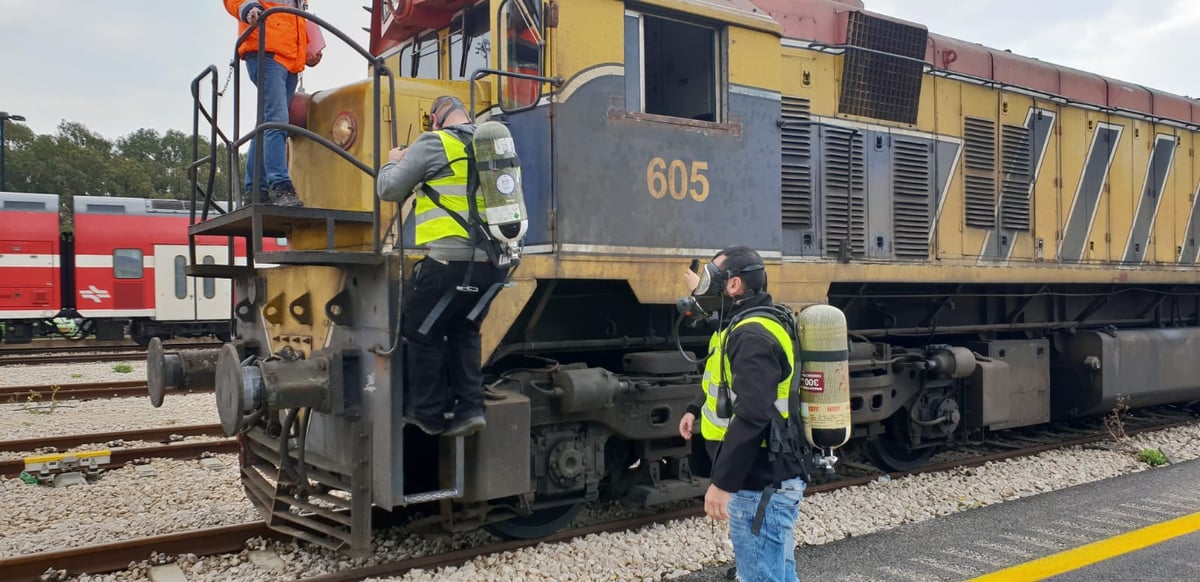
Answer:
[
  {"left": 0, "top": 191, "right": 58, "bottom": 212},
  {"left": 71, "top": 195, "right": 230, "bottom": 216},
  {"left": 754, "top": 0, "right": 1200, "bottom": 127}
]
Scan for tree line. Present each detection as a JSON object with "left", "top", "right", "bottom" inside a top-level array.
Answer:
[{"left": 2, "top": 120, "right": 242, "bottom": 201}]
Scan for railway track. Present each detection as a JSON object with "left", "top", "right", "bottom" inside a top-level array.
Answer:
[
  {"left": 0, "top": 425, "right": 234, "bottom": 476},
  {"left": 0, "top": 341, "right": 217, "bottom": 367},
  {"left": 3, "top": 406, "right": 1194, "bottom": 581},
  {"left": 0, "top": 380, "right": 213, "bottom": 401}
]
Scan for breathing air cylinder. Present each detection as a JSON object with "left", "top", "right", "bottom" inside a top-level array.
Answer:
[
  {"left": 472, "top": 120, "right": 528, "bottom": 244},
  {"left": 797, "top": 304, "right": 852, "bottom": 449}
]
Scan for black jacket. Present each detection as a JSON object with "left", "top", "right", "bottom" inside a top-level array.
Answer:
[{"left": 706, "top": 292, "right": 807, "bottom": 492}]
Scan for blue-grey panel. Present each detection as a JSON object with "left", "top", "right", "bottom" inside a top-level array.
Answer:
[
  {"left": 554, "top": 74, "right": 781, "bottom": 253},
  {"left": 865, "top": 131, "right": 893, "bottom": 259},
  {"left": 504, "top": 107, "right": 553, "bottom": 247}
]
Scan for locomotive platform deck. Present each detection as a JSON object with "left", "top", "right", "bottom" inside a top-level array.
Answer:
[
  {"left": 680, "top": 458, "right": 1200, "bottom": 581},
  {"left": 186, "top": 204, "right": 380, "bottom": 276}
]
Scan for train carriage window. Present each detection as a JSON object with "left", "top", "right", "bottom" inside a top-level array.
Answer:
[
  {"left": 3, "top": 200, "right": 48, "bottom": 211},
  {"left": 202, "top": 256, "right": 216, "bottom": 299},
  {"left": 174, "top": 256, "right": 187, "bottom": 299},
  {"left": 624, "top": 11, "right": 721, "bottom": 122},
  {"left": 451, "top": 5, "right": 490, "bottom": 81},
  {"left": 113, "top": 249, "right": 143, "bottom": 279}
]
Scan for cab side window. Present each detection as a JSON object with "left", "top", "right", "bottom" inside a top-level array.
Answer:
[{"left": 624, "top": 10, "right": 722, "bottom": 122}]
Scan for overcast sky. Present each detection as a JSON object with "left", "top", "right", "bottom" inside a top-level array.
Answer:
[{"left": 2, "top": 1, "right": 1199, "bottom": 139}]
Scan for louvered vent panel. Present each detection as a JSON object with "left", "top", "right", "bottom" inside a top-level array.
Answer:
[
  {"left": 892, "top": 138, "right": 933, "bottom": 258},
  {"left": 822, "top": 128, "right": 866, "bottom": 257},
  {"left": 1000, "top": 124, "right": 1033, "bottom": 231},
  {"left": 781, "top": 96, "right": 813, "bottom": 228},
  {"left": 963, "top": 116, "right": 997, "bottom": 228}
]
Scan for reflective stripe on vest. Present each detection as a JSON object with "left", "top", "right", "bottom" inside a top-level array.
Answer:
[
  {"left": 413, "top": 130, "right": 483, "bottom": 246},
  {"left": 698, "top": 315, "right": 793, "bottom": 443}
]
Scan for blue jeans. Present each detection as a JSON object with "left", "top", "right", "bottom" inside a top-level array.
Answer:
[
  {"left": 727, "top": 477, "right": 805, "bottom": 582},
  {"left": 244, "top": 53, "right": 298, "bottom": 193}
]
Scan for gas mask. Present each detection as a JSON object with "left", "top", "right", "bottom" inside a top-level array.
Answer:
[{"left": 691, "top": 262, "right": 726, "bottom": 297}]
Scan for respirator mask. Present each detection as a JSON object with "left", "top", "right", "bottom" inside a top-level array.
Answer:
[{"left": 691, "top": 261, "right": 764, "bottom": 297}]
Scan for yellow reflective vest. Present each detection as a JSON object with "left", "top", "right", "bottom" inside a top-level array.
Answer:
[
  {"left": 699, "top": 314, "right": 793, "bottom": 442},
  {"left": 412, "top": 130, "right": 485, "bottom": 246}
]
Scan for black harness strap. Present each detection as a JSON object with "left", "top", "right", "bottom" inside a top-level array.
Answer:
[{"left": 751, "top": 484, "right": 777, "bottom": 536}]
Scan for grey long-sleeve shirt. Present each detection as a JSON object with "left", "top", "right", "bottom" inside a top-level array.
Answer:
[{"left": 377, "top": 124, "right": 487, "bottom": 262}]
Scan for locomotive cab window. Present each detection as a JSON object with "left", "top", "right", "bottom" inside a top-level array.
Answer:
[
  {"left": 499, "top": 0, "right": 544, "bottom": 110},
  {"left": 113, "top": 249, "right": 143, "bottom": 279},
  {"left": 624, "top": 10, "right": 721, "bottom": 122},
  {"left": 451, "top": 4, "right": 490, "bottom": 81}
]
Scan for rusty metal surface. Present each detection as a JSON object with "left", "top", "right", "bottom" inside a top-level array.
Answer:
[
  {"left": 0, "top": 439, "right": 237, "bottom": 476},
  {"left": 0, "top": 424, "right": 224, "bottom": 453},
  {"left": 0, "top": 523, "right": 279, "bottom": 581},
  {"left": 0, "top": 380, "right": 149, "bottom": 401}
]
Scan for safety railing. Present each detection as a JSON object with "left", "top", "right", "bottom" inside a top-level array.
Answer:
[{"left": 187, "top": 6, "right": 399, "bottom": 271}]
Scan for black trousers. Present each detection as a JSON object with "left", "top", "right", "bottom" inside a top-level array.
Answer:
[{"left": 402, "top": 258, "right": 508, "bottom": 428}]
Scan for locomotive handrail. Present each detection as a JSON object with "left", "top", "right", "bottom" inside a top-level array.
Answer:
[
  {"left": 467, "top": 67, "right": 564, "bottom": 122},
  {"left": 233, "top": 123, "right": 376, "bottom": 176},
  {"left": 188, "top": 64, "right": 237, "bottom": 275}
]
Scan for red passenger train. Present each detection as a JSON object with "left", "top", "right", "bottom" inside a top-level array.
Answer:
[{"left": 0, "top": 192, "right": 281, "bottom": 344}]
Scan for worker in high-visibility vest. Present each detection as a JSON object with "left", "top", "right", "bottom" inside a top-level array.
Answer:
[
  {"left": 376, "top": 96, "right": 508, "bottom": 439},
  {"left": 681, "top": 245, "right": 807, "bottom": 582}
]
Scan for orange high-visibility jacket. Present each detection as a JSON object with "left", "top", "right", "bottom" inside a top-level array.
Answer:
[{"left": 224, "top": 0, "right": 310, "bottom": 73}]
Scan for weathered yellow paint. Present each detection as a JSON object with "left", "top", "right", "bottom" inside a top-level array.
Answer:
[
  {"left": 780, "top": 49, "right": 840, "bottom": 117},
  {"left": 554, "top": 0, "right": 624, "bottom": 82},
  {"left": 260, "top": 265, "right": 345, "bottom": 357},
  {"left": 1096, "top": 113, "right": 1125, "bottom": 262},
  {"left": 728, "top": 27, "right": 780, "bottom": 91},
  {"left": 480, "top": 276, "right": 537, "bottom": 363},
  {"left": 931, "top": 75, "right": 963, "bottom": 260}
]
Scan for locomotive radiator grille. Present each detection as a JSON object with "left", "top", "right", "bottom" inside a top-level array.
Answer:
[
  {"left": 1000, "top": 123, "right": 1034, "bottom": 232},
  {"left": 837, "top": 12, "right": 927, "bottom": 124},
  {"left": 781, "top": 96, "right": 814, "bottom": 229},
  {"left": 964, "top": 116, "right": 998, "bottom": 229},
  {"left": 892, "top": 138, "right": 934, "bottom": 258},
  {"left": 822, "top": 127, "right": 867, "bottom": 258}
]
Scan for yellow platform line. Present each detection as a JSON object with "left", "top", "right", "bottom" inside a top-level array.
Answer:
[{"left": 969, "top": 510, "right": 1200, "bottom": 581}]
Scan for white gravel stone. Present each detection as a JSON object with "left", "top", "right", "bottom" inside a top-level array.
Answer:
[
  {"left": 52, "top": 420, "right": 1200, "bottom": 582},
  {"left": 0, "top": 391, "right": 216, "bottom": 442},
  {"left": 0, "top": 454, "right": 254, "bottom": 559},
  {"left": 0, "top": 359, "right": 147, "bottom": 387}
]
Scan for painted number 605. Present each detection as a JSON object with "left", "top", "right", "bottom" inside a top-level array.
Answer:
[{"left": 647, "top": 158, "right": 709, "bottom": 202}]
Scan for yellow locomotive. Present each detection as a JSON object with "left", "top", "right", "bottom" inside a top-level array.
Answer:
[{"left": 148, "top": 0, "right": 1200, "bottom": 553}]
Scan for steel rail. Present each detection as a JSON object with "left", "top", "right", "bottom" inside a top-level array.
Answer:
[
  {"left": 0, "top": 439, "right": 236, "bottom": 477},
  {"left": 0, "top": 424, "right": 224, "bottom": 453}
]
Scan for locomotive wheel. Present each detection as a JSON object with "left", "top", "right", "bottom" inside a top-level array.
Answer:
[
  {"left": 865, "top": 436, "right": 936, "bottom": 473},
  {"left": 483, "top": 502, "right": 583, "bottom": 540}
]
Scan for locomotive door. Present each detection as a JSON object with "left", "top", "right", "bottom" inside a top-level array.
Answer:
[{"left": 153, "top": 245, "right": 232, "bottom": 321}]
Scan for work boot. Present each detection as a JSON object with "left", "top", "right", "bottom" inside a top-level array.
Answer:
[
  {"left": 241, "top": 188, "right": 268, "bottom": 206},
  {"left": 406, "top": 416, "right": 445, "bottom": 436},
  {"left": 443, "top": 414, "right": 486, "bottom": 438},
  {"left": 269, "top": 182, "right": 304, "bottom": 207}
]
